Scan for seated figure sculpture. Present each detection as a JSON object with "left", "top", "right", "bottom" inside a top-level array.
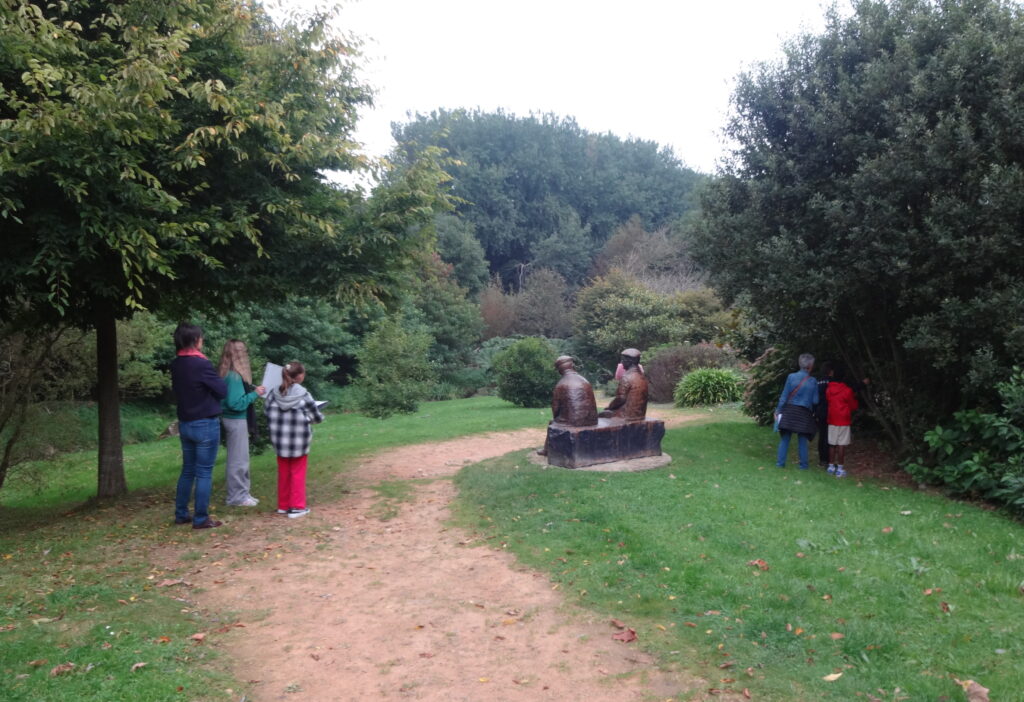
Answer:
[
  {"left": 551, "top": 356, "right": 599, "bottom": 426},
  {"left": 545, "top": 348, "right": 664, "bottom": 469},
  {"left": 598, "top": 348, "right": 648, "bottom": 421}
]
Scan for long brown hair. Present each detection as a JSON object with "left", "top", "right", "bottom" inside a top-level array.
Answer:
[
  {"left": 280, "top": 360, "right": 305, "bottom": 394},
  {"left": 217, "top": 339, "right": 252, "bottom": 384}
]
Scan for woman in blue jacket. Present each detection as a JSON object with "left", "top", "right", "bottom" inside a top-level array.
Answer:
[{"left": 774, "top": 353, "right": 818, "bottom": 470}]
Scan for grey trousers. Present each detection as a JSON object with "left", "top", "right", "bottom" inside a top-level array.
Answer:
[{"left": 222, "top": 418, "right": 253, "bottom": 504}]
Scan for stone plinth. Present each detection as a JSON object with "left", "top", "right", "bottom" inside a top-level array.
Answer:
[{"left": 546, "top": 418, "right": 665, "bottom": 469}]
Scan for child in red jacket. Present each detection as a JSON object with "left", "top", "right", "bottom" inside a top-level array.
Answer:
[{"left": 825, "top": 367, "right": 859, "bottom": 478}]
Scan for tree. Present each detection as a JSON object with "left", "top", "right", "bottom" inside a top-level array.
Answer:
[
  {"left": 434, "top": 214, "right": 490, "bottom": 296},
  {"left": 693, "top": 0, "right": 1024, "bottom": 450},
  {"left": 573, "top": 271, "right": 728, "bottom": 372},
  {"left": 392, "top": 109, "right": 705, "bottom": 281},
  {"left": 350, "top": 315, "right": 433, "bottom": 419},
  {"left": 0, "top": 1, "right": 448, "bottom": 496}
]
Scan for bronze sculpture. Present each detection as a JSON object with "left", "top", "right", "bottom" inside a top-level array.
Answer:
[
  {"left": 550, "top": 356, "right": 598, "bottom": 426},
  {"left": 598, "top": 348, "right": 648, "bottom": 421}
]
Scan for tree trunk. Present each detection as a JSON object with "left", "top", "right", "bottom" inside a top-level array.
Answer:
[{"left": 96, "top": 310, "right": 127, "bottom": 498}]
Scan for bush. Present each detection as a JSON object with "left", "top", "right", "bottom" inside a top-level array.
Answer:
[
  {"left": 674, "top": 368, "right": 745, "bottom": 407},
  {"left": 741, "top": 347, "right": 795, "bottom": 425},
  {"left": 350, "top": 316, "right": 433, "bottom": 419},
  {"left": 492, "top": 337, "right": 558, "bottom": 408},
  {"left": 645, "top": 343, "right": 739, "bottom": 403},
  {"left": 906, "top": 367, "right": 1024, "bottom": 515}
]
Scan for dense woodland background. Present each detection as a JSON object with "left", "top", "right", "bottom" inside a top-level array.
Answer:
[{"left": 2, "top": 0, "right": 1023, "bottom": 511}]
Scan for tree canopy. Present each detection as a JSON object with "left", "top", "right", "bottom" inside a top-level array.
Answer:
[
  {"left": 693, "top": 0, "right": 1024, "bottom": 449},
  {"left": 392, "top": 109, "right": 705, "bottom": 284},
  {"left": 0, "top": 0, "right": 449, "bottom": 495}
]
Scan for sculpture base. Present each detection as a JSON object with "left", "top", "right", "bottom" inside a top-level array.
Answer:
[{"left": 546, "top": 418, "right": 665, "bottom": 469}]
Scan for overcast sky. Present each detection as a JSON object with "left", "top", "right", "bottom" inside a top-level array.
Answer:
[{"left": 289, "top": 0, "right": 834, "bottom": 174}]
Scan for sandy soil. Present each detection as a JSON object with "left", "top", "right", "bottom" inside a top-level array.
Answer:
[{"left": 157, "top": 409, "right": 741, "bottom": 701}]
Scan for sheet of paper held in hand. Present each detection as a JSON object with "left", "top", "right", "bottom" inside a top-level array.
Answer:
[{"left": 261, "top": 362, "right": 283, "bottom": 391}]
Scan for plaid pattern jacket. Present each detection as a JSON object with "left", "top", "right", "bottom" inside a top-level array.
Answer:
[{"left": 265, "top": 388, "right": 324, "bottom": 458}]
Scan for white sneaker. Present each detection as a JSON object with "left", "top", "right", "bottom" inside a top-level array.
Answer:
[
  {"left": 287, "top": 508, "right": 310, "bottom": 519},
  {"left": 228, "top": 496, "right": 259, "bottom": 507},
  {"left": 276, "top": 508, "right": 288, "bottom": 514},
  {"left": 835, "top": 468, "right": 847, "bottom": 478},
  {"left": 827, "top": 464, "right": 836, "bottom": 475}
]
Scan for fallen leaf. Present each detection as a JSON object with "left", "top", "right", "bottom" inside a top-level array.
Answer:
[
  {"left": 131, "top": 662, "right": 147, "bottom": 672},
  {"left": 155, "top": 579, "right": 186, "bottom": 588},
  {"left": 718, "top": 661, "right": 735, "bottom": 669},
  {"left": 746, "top": 559, "right": 770, "bottom": 571},
  {"left": 418, "top": 653, "right": 434, "bottom": 658},
  {"left": 830, "top": 633, "right": 845, "bottom": 640},
  {"left": 27, "top": 659, "right": 48, "bottom": 667},
  {"left": 190, "top": 632, "right": 206, "bottom": 642},
  {"left": 610, "top": 618, "right": 626, "bottom": 629},
  {"left": 478, "top": 677, "right": 489, "bottom": 683},
  {"left": 684, "top": 622, "right": 696, "bottom": 627},
  {"left": 882, "top": 526, "right": 893, "bottom": 533},
  {"left": 955, "top": 678, "right": 990, "bottom": 702},
  {"left": 940, "top": 601, "right": 951, "bottom": 613},
  {"left": 157, "top": 636, "right": 171, "bottom": 644},
  {"left": 612, "top": 627, "right": 637, "bottom": 643},
  {"left": 49, "top": 662, "right": 75, "bottom": 677},
  {"left": 796, "top": 552, "right": 806, "bottom": 558},
  {"left": 823, "top": 672, "right": 843, "bottom": 681},
  {"left": 743, "top": 688, "right": 752, "bottom": 699}
]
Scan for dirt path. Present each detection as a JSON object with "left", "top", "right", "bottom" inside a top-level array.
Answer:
[{"left": 162, "top": 410, "right": 728, "bottom": 701}]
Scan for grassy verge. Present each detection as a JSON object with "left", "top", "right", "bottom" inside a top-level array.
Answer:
[
  {"left": 452, "top": 408, "right": 1024, "bottom": 700},
  {"left": 0, "top": 397, "right": 547, "bottom": 701}
]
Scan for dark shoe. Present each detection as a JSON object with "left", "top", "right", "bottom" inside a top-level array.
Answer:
[
  {"left": 174, "top": 516, "right": 192, "bottom": 525},
  {"left": 192, "top": 519, "right": 223, "bottom": 530}
]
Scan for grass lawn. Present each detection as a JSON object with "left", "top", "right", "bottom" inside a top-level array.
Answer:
[
  {"left": 0, "top": 397, "right": 547, "bottom": 702},
  {"left": 452, "top": 408, "right": 1024, "bottom": 700}
]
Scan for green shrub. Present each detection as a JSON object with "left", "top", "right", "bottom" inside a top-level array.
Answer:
[
  {"left": 906, "top": 367, "right": 1024, "bottom": 514},
  {"left": 351, "top": 316, "right": 433, "bottom": 419},
  {"left": 645, "top": 343, "right": 739, "bottom": 403},
  {"left": 741, "top": 347, "right": 795, "bottom": 425},
  {"left": 492, "top": 337, "right": 558, "bottom": 408},
  {"left": 673, "top": 368, "right": 745, "bottom": 407}
]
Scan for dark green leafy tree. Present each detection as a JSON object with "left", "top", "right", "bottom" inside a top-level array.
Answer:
[
  {"left": 392, "top": 109, "right": 705, "bottom": 281},
  {"left": 0, "top": 0, "right": 448, "bottom": 496},
  {"left": 693, "top": 0, "right": 1024, "bottom": 451},
  {"left": 434, "top": 214, "right": 490, "bottom": 296}
]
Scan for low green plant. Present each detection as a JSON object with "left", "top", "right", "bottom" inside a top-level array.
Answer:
[
  {"left": 350, "top": 316, "right": 432, "bottom": 419},
  {"left": 492, "top": 337, "right": 558, "bottom": 408},
  {"left": 645, "top": 342, "right": 739, "bottom": 403},
  {"left": 673, "top": 367, "right": 744, "bottom": 406},
  {"left": 906, "top": 368, "right": 1024, "bottom": 514}
]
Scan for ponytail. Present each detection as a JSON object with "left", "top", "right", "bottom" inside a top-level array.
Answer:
[{"left": 280, "top": 361, "right": 305, "bottom": 395}]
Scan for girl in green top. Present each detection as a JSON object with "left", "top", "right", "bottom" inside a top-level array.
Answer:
[{"left": 217, "top": 340, "right": 265, "bottom": 506}]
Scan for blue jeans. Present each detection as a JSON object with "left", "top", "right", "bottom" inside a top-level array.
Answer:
[
  {"left": 776, "top": 430, "right": 811, "bottom": 469},
  {"left": 176, "top": 418, "right": 221, "bottom": 525}
]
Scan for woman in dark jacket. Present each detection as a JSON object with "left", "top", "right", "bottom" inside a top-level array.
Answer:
[
  {"left": 774, "top": 352, "right": 819, "bottom": 470},
  {"left": 170, "top": 323, "right": 227, "bottom": 529}
]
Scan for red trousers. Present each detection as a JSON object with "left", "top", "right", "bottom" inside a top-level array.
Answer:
[{"left": 276, "top": 454, "right": 308, "bottom": 511}]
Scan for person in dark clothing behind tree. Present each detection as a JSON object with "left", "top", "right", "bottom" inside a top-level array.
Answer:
[
  {"left": 815, "top": 360, "right": 835, "bottom": 467},
  {"left": 170, "top": 323, "right": 227, "bottom": 530}
]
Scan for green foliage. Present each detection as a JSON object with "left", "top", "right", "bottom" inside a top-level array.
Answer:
[
  {"left": 645, "top": 343, "right": 739, "bottom": 403},
  {"left": 434, "top": 214, "right": 490, "bottom": 296},
  {"left": 742, "top": 347, "right": 795, "bottom": 426},
  {"left": 392, "top": 109, "right": 705, "bottom": 279},
  {"left": 693, "top": 0, "right": 1024, "bottom": 451},
  {"left": 492, "top": 337, "right": 558, "bottom": 408},
  {"left": 673, "top": 368, "right": 745, "bottom": 407},
  {"left": 403, "top": 255, "right": 483, "bottom": 374},
  {"left": 906, "top": 368, "right": 1024, "bottom": 514},
  {"left": 350, "top": 316, "right": 433, "bottom": 419},
  {"left": 573, "top": 271, "right": 728, "bottom": 371}
]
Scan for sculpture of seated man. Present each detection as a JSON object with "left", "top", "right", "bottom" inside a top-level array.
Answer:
[
  {"left": 598, "top": 348, "right": 648, "bottom": 422},
  {"left": 550, "top": 356, "right": 598, "bottom": 427}
]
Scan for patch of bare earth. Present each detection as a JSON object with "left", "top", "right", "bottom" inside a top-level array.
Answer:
[{"left": 159, "top": 410, "right": 742, "bottom": 701}]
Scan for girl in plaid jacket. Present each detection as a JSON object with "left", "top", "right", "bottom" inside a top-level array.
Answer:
[{"left": 265, "top": 361, "right": 324, "bottom": 518}]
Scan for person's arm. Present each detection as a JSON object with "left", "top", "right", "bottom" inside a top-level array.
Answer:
[
  {"left": 303, "top": 394, "right": 325, "bottom": 424},
  {"left": 223, "top": 373, "right": 259, "bottom": 413},
  {"left": 776, "top": 375, "right": 794, "bottom": 415},
  {"left": 201, "top": 362, "right": 228, "bottom": 400}
]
